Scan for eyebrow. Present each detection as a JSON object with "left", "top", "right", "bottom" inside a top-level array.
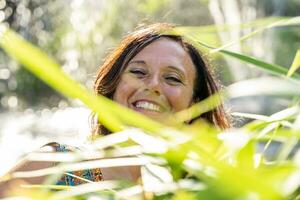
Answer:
[
  {"left": 128, "top": 60, "right": 146, "bottom": 65},
  {"left": 128, "top": 60, "right": 186, "bottom": 77},
  {"left": 165, "top": 65, "right": 185, "bottom": 78}
]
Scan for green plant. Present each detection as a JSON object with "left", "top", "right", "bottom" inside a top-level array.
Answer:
[{"left": 0, "top": 16, "right": 300, "bottom": 200}]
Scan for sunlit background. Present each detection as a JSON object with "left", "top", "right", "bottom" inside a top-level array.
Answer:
[{"left": 0, "top": 0, "right": 300, "bottom": 174}]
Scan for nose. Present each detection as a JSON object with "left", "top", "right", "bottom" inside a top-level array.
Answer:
[{"left": 144, "top": 74, "right": 161, "bottom": 95}]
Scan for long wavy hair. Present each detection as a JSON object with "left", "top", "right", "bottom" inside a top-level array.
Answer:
[{"left": 92, "top": 23, "right": 230, "bottom": 136}]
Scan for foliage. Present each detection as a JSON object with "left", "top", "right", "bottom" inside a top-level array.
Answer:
[{"left": 1, "top": 13, "right": 300, "bottom": 200}]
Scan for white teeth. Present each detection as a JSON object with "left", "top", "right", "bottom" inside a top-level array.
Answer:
[{"left": 135, "top": 101, "right": 160, "bottom": 112}]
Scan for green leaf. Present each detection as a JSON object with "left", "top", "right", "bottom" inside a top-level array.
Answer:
[
  {"left": 231, "top": 112, "right": 269, "bottom": 121},
  {"left": 50, "top": 181, "right": 120, "bottom": 200},
  {"left": 173, "top": 17, "right": 288, "bottom": 35},
  {"left": 287, "top": 50, "right": 300, "bottom": 77},
  {"left": 227, "top": 77, "right": 300, "bottom": 98},
  {"left": 21, "top": 184, "right": 72, "bottom": 190},
  {"left": 220, "top": 50, "right": 300, "bottom": 80},
  {"left": 172, "top": 191, "right": 197, "bottom": 200},
  {"left": 0, "top": 25, "right": 168, "bottom": 136},
  {"left": 210, "top": 16, "right": 300, "bottom": 53},
  {"left": 12, "top": 157, "right": 148, "bottom": 178},
  {"left": 236, "top": 140, "right": 255, "bottom": 170},
  {"left": 0, "top": 26, "right": 123, "bottom": 132},
  {"left": 172, "top": 17, "right": 300, "bottom": 52},
  {"left": 175, "top": 92, "right": 224, "bottom": 123}
]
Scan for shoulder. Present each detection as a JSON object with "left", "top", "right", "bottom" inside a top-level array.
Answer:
[{"left": 0, "top": 143, "right": 59, "bottom": 194}]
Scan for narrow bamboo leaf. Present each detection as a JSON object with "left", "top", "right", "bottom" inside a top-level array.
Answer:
[
  {"left": 241, "top": 106, "right": 299, "bottom": 138},
  {"left": 258, "top": 122, "right": 280, "bottom": 138},
  {"left": 287, "top": 50, "right": 300, "bottom": 77},
  {"left": 269, "top": 106, "right": 300, "bottom": 122},
  {"left": 243, "top": 120, "right": 270, "bottom": 132},
  {"left": 220, "top": 49, "right": 300, "bottom": 80},
  {"left": 28, "top": 146, "right": 144, "bottom": 163},
  {"left": 172, "top": 191, "right": 197, "bottom": 200},
  {"left": 128, "top": 129, "right": 168, "bottom": 153},
  {"left": 180, "top": 34, "right": 300, "bottom": 83},
  {"left": 231, "top": 112, "right": 269, "bottom": 121},
  {"left": 26, "top": 152, "right": 104, "bottom": 162},
  {"left": 175, "top": 27, "right": 300, "bottom": 83},
  {"left": 64, "top": 172, "right": 94, "bottom": 183},
  {"left": 227, "top": 77, "right": 300, "bottom": 98},
  {"left": 116, "top": 185, "right": 143, "bottom": 198},
  {"left": 236, "top": 140, "right": 255, "bottom": 170},
  {"left": 175, "top": 92, "right": 224, "bottom": 123},
  {"left": 172, "top": 17, "right": 287, "bottom": 34},
  {"left": 0, "top": 26, "right": 168, "bottom": 135},
  {"left": 21, "top": 184, "right": 72, "bottom": 190},
  {"left": 12, "top": 157, "right": 149, "bottom": 178},
  {"left": 258, "top": 130, "right": 300, "bottom": 141},
  {"left": 0, "top": 27, "right": 123, "bottom": 133},
  {"left": 49, "top": 181, "right": 120, "bottom": 200},
  {"left": 210, "top": 28, "right": 262, "bottom": 53},
  {"left": 294, "top": 113, "right": 300, "bottom": 130},
  {"left": 91, "top": 131, "right": 130, "bottom": 149},
  {"left": 210, "top": 16, "right": 300, "bottom": 53},
  {"left": 277, "top": 139, "right": 299, "bottom": 162},
  {"left": 172, "top": 17, "right": 300, "bottom": 54}
]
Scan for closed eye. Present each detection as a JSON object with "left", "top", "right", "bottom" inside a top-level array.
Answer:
[
  {"left": 165, "top": 76, "right": 183, "bottom": 84},
  {"left": 129, "top": 69, "right": 146, "bottom": 77}
]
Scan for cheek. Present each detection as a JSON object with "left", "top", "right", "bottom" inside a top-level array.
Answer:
[
  {"left": 165, "top": 86, "right": 194, "bottom": 111},
  {"left": 113, "top": 75, "right": 139, "bottom": 106}
]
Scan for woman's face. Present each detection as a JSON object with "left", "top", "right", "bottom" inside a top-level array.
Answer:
[{"left": 113, "top": 38, "right": 196, "bottom": 120}]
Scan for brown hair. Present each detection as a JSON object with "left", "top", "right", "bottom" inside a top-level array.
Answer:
[{"left": 93, "top": 23, "right": 230, "bottom": 136}]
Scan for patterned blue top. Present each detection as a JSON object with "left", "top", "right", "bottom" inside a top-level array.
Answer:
[{"left": 48, "top": 142, "right": 103, "bottom": 186}]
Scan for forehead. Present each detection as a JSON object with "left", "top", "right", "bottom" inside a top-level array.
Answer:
[
  {"left": 129, "top": 38, "right": 196, "bottom": 74},
  {"left": 133, "top": 37, "right": 187, "bottom": 61}
]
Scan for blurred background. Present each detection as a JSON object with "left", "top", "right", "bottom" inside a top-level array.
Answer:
[{"left": 0, "top": 0, "right": 299, "bottom": 174}]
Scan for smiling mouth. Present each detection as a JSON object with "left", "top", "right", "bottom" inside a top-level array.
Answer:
[{"left": 132, "top": 100, "right": 162, "bottom": 113}]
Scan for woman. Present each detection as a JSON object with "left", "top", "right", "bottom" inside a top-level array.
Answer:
[
  {"left": 0, "top": 23, "right": 229, "bottom": 193},
  {"left": 93, "top": 23, "right": 229, "bottom": 136},
  {"left": 89, "top": 22, "right": 230, "bottom": 183}
]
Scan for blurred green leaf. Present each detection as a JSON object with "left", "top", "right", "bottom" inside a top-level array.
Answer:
[
  {"left": 1, "top": 14, "right": 300, "bottom": 200},
  {"left": 175, "top": 92, "right": 224, "bottom": 123},
  {"left": 236, "top": 140, "right": 255, "bottom": 170},
  {"left": 287, "top": 50, "right": 300, "bottom": 77},
  {"left": 12, "top": 157, "right": 148, "bottom": 179},
  {"left": 220, "top": 50, "right": 300, "bottom": 81},
  {"left": 173, "top": 17, "right": 288, "bottom": 34},
  {"left": 49, "top": 181, "right": 121, "bottom": 200},
  {"left": 0, "top": 25, "right": 171, "bottom": 137},
  {"left": 231, "top": 112, "right": 269, "bottom": 121},
  {"left": 172, "top": 17, "right": 300, "bottom": 50},
  {"left": 210, "top": 16, "right": 300, "bottom": 53},
  {"left": 0, "top": 26, "right": 123, "bottom": 133},
  {"left": 172, "top": 191, "right": 197, "bottom": 200},
  {"left": 21, "top": 184, "right": 72, "bottom": 190},
  {"left": 227, "top": 77, "right": 300, "bottom": 98}
]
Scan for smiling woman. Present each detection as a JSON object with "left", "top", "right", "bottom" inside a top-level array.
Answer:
[
  {"left": 93, "top": 23, "right": 230, "bottom": 136},
  {"left": 0, "top": 23, "right": 230, "bottom": 194}
]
